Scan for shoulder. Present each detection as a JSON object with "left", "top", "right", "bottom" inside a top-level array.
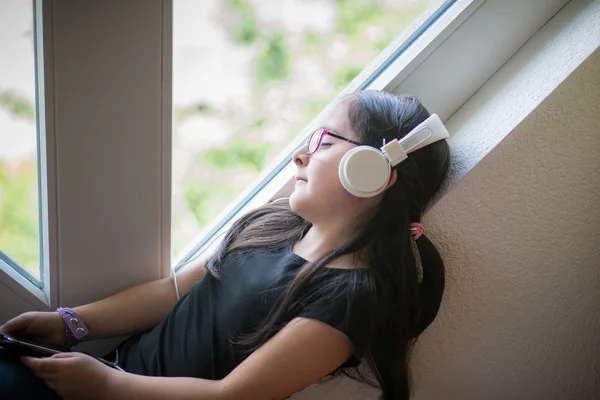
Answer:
[
  {"left": 308, "top": 267, "right": 377, "bottom": 302},
  {"left": 210, "top": 244, "right": 284, "bottom": 273},
  {"left": 296, "top": 269, "right": 378, "bottom": 365}
]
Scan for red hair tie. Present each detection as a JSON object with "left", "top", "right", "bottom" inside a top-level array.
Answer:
[{"left": 410, "top": 222, "right": 425, "bottom": 240}]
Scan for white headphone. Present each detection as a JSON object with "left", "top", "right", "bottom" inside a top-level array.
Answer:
[{"left": 338, "top": 113, "right": 449, "bottom": 198}]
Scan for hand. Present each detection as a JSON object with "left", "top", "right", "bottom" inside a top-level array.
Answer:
[
  {"left": 21, "top": 352, "right": 120, "bottom": 400},
  {"left": 0, "top": 311, "right": 66, "bottom": 347}
]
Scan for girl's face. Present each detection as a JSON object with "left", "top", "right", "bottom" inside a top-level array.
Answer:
[{"left": 289, "top": 100, "right": 382, "bottom": 224}]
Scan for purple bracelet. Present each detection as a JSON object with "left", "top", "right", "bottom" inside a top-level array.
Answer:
[{"left": 56, "top": 307, "right": 89, "bottom": 348}]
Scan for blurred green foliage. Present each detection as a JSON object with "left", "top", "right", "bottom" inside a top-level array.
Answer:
[
  {"left": 198, "top": 135, "right": 270, "bottom": 172},
  {"left": 302, "top": 30, "right": 328, "bottom": 52},
  {"left": 255, "top": 31, "right": 290, "bottom": 86},
  {"left": 225, "top": 0, "right": 261, "bottom": 45},
  {"left": 174, "top": 103, "right": 215, "bottom": 123},
  {"left": 370, "top": 27, "right": 397, "bottom": 54},
  {"left": 0, "top": 90, "right": 35, "bottom": 121},
  {"left": 185, "top": 180, "right": 239, "bottom": 226},
  {"left": 335, "top": 0, "right": 384, "bottom": 38},
  {"left": 333, "top": 64, "right": 363, "bottom": 91},
  {"left": 0, "top": 163, "right": 40, "bottom": 276},
  {"left": 249, "top": 116, "right": 268, "bottom": 129},
  {"left": 304, "top": 97, "right": 331, "bottom": 120},
  {"left": 0, "top": 89, "right": 39, "bottom": 276}
]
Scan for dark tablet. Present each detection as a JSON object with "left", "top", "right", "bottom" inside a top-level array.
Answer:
[
  {"left": 0, "top": 332, "right": 124, "bottom": 371},
  {"left": 0, "top": 332, "right": 67, "bottom": 357}
]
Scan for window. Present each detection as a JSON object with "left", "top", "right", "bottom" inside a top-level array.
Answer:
[
  {"left": 0, "top": 0, "right": 45, "bottom": 286},
  {"left": 171, "top": 0, "right": 451, "bottom": 262},
  {"left": 0, "top": 0, "right": 571, "bottom": 318}
]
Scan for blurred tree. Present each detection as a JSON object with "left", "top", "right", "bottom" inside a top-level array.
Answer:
[
  {"left": 185, "top": 180, "right": 239, "bottom": 226},
  {"left": 302, "top": 30, "right": 329, "bottom": 52},
  {"left": 249, "top": 116, "right": 268, "bottom": 129},
  {"left": 198, "top": 135, "right": 270, "bottom": 172},
  {"left": 335, "top": 0, "right": 384, "bottom": 38},
  {"left": 0, "top": 162, "right": 39, "bottom": 275},
  {"left": 370, "top": 27, "right": 396, "bottom": 53},
  {"left": 224, "top": 0, "right": 261, "bottom": 45},
  {"left": 255, "top": 31, "right": 290, "bottom": 86},
  {"left": 0, "top": 90, "right": 35, "bottom": 121},
  {"left": 333, "top": 64, "right": 363, "bottom": 91},
  {"left": 174, "top": 102, "right": 214, "bottom": 123},
  {"left": 304, "top": 98, "right": 331, "bottom": 121}
]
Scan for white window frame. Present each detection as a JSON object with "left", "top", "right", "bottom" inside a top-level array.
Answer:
[
  {"left": 0, "top": 0, "right": 173, "bottom": 314},
  {"left": 0, "top": 0, "right": 571, "bottom": 317}
]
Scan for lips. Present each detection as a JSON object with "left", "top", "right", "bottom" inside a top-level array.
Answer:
[{"left": 295, "top": 176, "right": 307, "bottom": 182}]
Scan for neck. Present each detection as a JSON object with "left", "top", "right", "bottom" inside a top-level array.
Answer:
[
  {"left": 293, "top": 217, "right": 371, "bottom": 268},
  {"left": 298, "top": 224, "right": 350, "bottom": 259}
]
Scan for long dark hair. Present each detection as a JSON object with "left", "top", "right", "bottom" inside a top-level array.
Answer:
[{"left": 205, "top": 90, "right": 450, "bottom": 400}]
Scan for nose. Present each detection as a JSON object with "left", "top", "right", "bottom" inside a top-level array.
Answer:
[{"left": 292, "top": 143, "right": 309, "bottom": 166}]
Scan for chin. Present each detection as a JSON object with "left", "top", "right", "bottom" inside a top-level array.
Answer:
[
  {"left": 288, "top": 190, "right": 302, "bottom": 213},
  {"left": 289, "top": 190, "right": 312, "bottom": 221}
]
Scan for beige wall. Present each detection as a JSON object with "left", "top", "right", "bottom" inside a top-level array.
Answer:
[{"left": 411, "top": 48, "right": 600, "bottom": 400}]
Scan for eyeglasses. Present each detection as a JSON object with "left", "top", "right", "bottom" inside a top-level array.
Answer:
[{"left": 306, "top": 128, "right": 362, "bottom": 155}]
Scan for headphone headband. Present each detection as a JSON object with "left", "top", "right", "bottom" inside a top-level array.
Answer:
[{"left": 381, "top": 113, "right": 449, "bottom": 167}]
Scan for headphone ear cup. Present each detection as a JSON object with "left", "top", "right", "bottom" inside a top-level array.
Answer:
[{"left": 338, "top": 146, "right": 391, "bottom": 198}]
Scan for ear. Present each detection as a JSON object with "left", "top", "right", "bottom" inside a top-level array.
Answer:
[{"left": 384, "top": 169, "right": 398, "bottom": 191}]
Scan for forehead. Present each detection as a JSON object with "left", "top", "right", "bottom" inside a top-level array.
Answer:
[{"left": 313, "top": 99, "right": 358, "bottom": 140}]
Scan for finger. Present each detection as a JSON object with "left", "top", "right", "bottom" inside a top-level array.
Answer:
[
  {"left": 52, "top": 352, "right": 93, "bottom": 363},
  {"left": 1, "top": 315, "right": 26, "bottom": 334},
  {"left": 0, "top": 321, "right": 14, "bottom": 333},
  {"left": 21, "top": 356, "right": 41, "bottom": 370},
  {"left": 51, "top": 352, "right": 78, "bottom": 359},
  {"left": 21, "top": 356, "right": 58, "bottom": 374}
]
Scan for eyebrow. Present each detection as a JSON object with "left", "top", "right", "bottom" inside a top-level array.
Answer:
[
  {"left": 320, "top": 126, "right": 344, "bottom": 138},
  {"left": 319, "top": 127, "right": 362, "bottom": 146}
]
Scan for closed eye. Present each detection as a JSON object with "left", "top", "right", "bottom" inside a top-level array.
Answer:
[{"left": 320, "top": 142, "right": 333, "bottom": 147}]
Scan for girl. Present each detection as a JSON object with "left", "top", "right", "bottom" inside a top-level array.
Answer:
[{"left": 0, "top": 89, "right": 450, "bottom": 400}]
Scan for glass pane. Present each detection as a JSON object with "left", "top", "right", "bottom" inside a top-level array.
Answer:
[
  {"left": 0, "top": 0, "right": 42, "bottom": 282},
  {"left": 171, "top": 0, "right": 448, "bottom": 259}
]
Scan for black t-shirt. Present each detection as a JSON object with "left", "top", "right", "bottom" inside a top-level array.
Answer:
[{"left": 115, "top": 242, "right": 376, "bottom": 379}]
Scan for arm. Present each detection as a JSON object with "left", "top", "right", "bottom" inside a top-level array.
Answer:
[
  {"left": 109, "top": 317, "right": 353, "bottom": 400},
  {"left": 74, "top": 257, "right": 209, "bottom": 341}
]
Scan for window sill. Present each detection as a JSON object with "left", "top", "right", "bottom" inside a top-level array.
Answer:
[
  {"left": 437, "top": 0, "right": 599, "bottom": 197},
  {"left": 0, "top": 261, "right": 49, "bottom": 310}
]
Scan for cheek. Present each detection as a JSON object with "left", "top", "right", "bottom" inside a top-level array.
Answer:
[
  {"left": 309, "top": 163, "right": 344, "bottom": 194},
  {"left": 296, "top": 165, "right": 352, "bottom": 204},
  {"left": 290, "top": 154, "right": 360, "bottom": 214}
]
